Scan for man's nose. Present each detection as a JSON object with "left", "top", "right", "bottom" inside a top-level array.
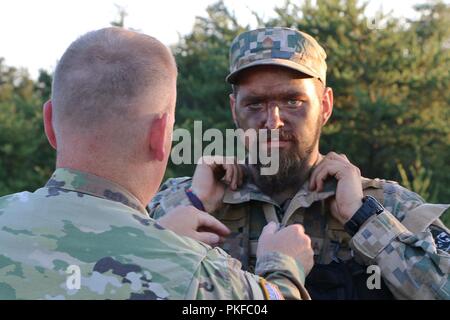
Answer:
[{"left": 264, "top": 105, "right": 284, "bottom": 129}]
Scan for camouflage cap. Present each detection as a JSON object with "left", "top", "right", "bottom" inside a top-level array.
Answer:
[{"left": 226, "top": 27, "right": 327, "bottom": 85}]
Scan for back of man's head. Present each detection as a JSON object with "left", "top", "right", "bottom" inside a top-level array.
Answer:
[
  {"left": 52, "top": 27, "right": 176, "bottom": 132},
  {"left": 47, "top": 27, "right": 177, "bottom": 203}
]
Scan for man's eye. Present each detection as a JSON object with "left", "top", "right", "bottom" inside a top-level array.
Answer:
[
  {"left": 284, "top": 100, "right": 303, "bottom": 108},
  {"left": 247, "top": 103, "right": 264, "bottom": 110}
]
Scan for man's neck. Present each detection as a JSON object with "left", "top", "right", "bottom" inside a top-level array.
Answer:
[{"left": 56, "top": 159, "right": 151, "bottom": 209}]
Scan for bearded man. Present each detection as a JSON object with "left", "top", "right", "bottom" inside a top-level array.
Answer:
[{"left": 149, "top": 27, "right": 450, "bottom": 300}]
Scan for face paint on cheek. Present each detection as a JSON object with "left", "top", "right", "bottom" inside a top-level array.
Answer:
[{"left": 294, "top": 104, "right": 322, "bottom": 140}]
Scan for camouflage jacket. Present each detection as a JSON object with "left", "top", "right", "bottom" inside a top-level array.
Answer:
[
  {"left": 149, "top": 176, "right": 450, "bottom": 300},
  {"left": 0, "top": 168, "right": 309, "bottom": 300}
]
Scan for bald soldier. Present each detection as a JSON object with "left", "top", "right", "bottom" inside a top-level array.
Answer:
[
  {"left": 149, "top": 27, "right": 450, "bottom": 300},
  {"left": 0, "top": 27, "right": 311, "bottom": 300}
]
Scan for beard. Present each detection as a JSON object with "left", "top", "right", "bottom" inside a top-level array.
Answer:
[{"left": 247, "top": 117, "right": 322, "bottom": 197}]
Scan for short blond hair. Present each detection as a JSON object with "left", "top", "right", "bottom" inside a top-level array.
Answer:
[{"left": 52, "top": 27, "right": 176, "bottom": 131}]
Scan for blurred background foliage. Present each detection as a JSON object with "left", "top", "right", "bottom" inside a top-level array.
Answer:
[{"left": 0, "top": 0, "right": 448, "bottom": 225}]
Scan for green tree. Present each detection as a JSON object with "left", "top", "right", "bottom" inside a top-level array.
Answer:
[{"left": 0, "top": 59, "right": 54, "bottom": 195}]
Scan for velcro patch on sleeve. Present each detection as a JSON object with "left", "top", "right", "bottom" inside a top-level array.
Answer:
[{"left": 431, "top": 226, "right": 450, "bottom": 253}]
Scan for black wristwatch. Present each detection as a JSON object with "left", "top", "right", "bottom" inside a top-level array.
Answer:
[{"left": 344, "top": 195, "right": 384, "bottom": 236}]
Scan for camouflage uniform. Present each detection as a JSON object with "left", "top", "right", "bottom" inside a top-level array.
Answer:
[
  {"left": 0, "top": 168, "right": 309, "bottom": 300},
  {"left": 149, "top": 175, "right": 450, "bottom": 300},
  {"left": 150, "top": 26, "right": 450, "bottom": 300}
]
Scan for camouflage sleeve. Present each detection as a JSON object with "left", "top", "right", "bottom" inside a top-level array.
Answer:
[
  {"left": 350, "top": 184, "right": 450, "bottom": 300},
  {"left": 187, "top": 247, "right": 308, "bottom": 300},
  {"left": 256, "top": 251, "right": 310, "bottom": 300},
  {"left": 147, "top": 177, "right": 193, "bottom": 219}
]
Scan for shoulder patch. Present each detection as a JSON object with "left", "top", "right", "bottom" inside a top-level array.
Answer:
[
  {"left": 259, "top": 279, "right": 284, "bottom": 300},
  {"left": 430, "top": 225, "right": 450, "bottom": 253}
]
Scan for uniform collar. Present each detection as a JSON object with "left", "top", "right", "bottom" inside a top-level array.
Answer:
[
  {"left": 223, "top": 155, "right": 338, "bottom": 210},
  {"left": 223, "top": 176, "right": 338, "bottom": 210},
  {"left": 223, "top": 175, "right": 380, "bottom": 214},
  {"left": 45, "top": 168, "right": 148, "bottom": 216}
]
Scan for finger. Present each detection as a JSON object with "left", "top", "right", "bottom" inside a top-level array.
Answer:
[
  {"left": 237, "top": 164, "right": 244, "bottom": 187},
  {"left": 199, "top": 155, "right": 216, "bottom": 167},
  {"left": 312, "top": 161, "right": 341, "bottom": 191},
  {"left": 201, "top": 156, "right": 231, "bottom": 181},
  {"left": 309, "top": 159, "right": 329, "bottom": 190},
  {"left": 231, "top": 164, "right": 240, "bottom": 190},
  {"left": 223, "top": 164, "right": 233, "bottom": 185},
  {"left": 286, "top": 223, "right": 305, "bottom": 234},
  {"left": 223, "top": 157, "right": 239, "bottom": 187},
  {"left": 329, "top": 198, "right": 339, "bottom": 217},
  {"left": 197, "top": 213, "right": 231, "bottom": 236},
  {"left": 201, "top": 155, "right": 226, "bottom": 166},
  {"left": 195, "top": 157, "right": 223, "bottom": 183},
  {"left": 227, "top": 163, "right": 236, "bottom": 190},
  {"left": 312, "top": 165, "right": 328, "bottom": 191},
  {"left": 339, "top": 153, "right": 350, "bottom": 163},
  {"left": 259, "top": 221, "right": 278, "bottom": 240},
  {"left": 326, "top": 151, "right": 347, "bottom": 163},
  {"left": 224, "top": 156, "right": 237, "bottom": 165},
  {"left": 195, "top": 231, "right": 220, "bottom": 246}
]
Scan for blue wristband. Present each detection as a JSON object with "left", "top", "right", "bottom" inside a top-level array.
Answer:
[{"left": 185, "top": 188, "right": 206, "bottom": 211}]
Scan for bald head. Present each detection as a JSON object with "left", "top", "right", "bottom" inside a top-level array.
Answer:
[{"left": 52, "top": 27, "right": 177, "bottom": 132}]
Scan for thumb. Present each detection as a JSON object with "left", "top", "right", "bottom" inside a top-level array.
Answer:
[
  {"left": 259, "top": 221, "right": 278, "bottom": 239},
  {"left": 329, "top": 198, "right": 339, "bottom": 218},
  {"left": 194, "top": 231, "right": 220, "bottom": 246},
  {"left": 197, "top": 212, "right": 230, "bottom": 236}
]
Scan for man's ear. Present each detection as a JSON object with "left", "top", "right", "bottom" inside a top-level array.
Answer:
[
  {"left": 43, "top": 100, "right": 57, "bottom": 150},
  {"left": 149, "top": 113, "right": 168, "bottom": 162},
  {"left": 321, "top": 87, "right": 334, "bottom": 126},
  {"left": 229, "top": 93, "right": 239, "bottom": 128}
]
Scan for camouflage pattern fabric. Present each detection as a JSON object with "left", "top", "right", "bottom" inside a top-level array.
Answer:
[
  {"left": 0, "top": 168, "right": 309, "bottom": 300},
  {"left": 149, "top": 174, "right": 450, "bottom": 300},
  {"left": 226, "top": 27, "right": 327, "bottom": 85}
]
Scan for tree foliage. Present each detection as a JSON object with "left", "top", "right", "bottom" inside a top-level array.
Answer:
[{"left": 0, "top": 59, "right": 54, "bottom": 194}]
